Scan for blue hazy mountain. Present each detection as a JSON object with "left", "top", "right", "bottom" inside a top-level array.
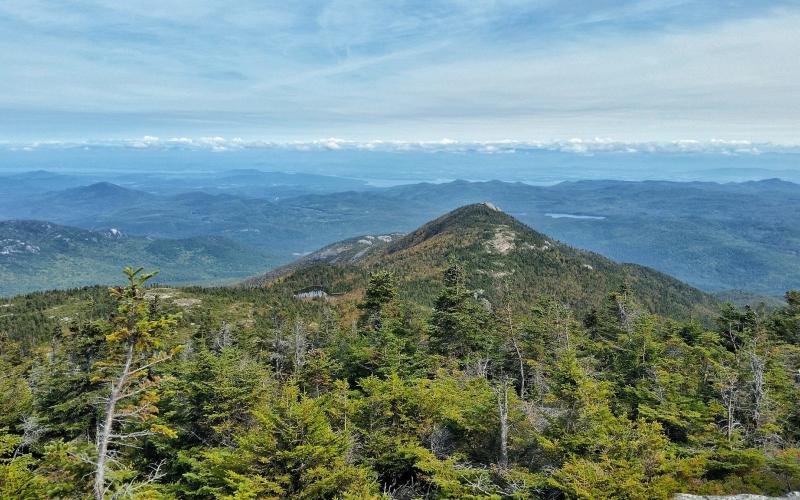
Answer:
[
  {"left": 1, "top": 175, "right": 798, "bottom": 295},
  {"left": 3, "top": 147, "right": 800, "bottom": 185}
]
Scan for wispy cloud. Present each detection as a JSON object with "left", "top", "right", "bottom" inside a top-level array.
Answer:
[{"left": 0, "top": 1, "right": 798, "bottom": 141}]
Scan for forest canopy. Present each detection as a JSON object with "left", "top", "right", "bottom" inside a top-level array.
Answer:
[{"left": 0, "top": 261, "right": 798, "bottom": 499}]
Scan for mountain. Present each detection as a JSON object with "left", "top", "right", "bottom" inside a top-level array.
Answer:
[
  {"left": 281, "top": 178, "right": 800, "bottom": 295},
  {"left": 3, "top": 177, "right": 799, "bottom": 295},
  {"left": 0, "top": 171, "right": 98, "bottom": 217},
  {"left": 45, "top": 181, "right": 153, "bottom": 205},
  {"left": 0, "top": 220, "right": 278, "bottom": 296},
  {"left": 251, "top": 204, "right": 716, "bottom": 319},
  {"left": 21, "top": 183, "right": 157, "bottom": 225},
  {"left": 4, "top": 184, "right": 421, "bottom": 256}
]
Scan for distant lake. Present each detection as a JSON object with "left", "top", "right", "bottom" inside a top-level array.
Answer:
[{"left": 545, "top": 213, "right": 606, "bottom": 220}]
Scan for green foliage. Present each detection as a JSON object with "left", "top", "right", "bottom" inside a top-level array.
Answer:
[
  {"left": 182, "top": 384, "right": 378, "bottom": 499},
  {"left": 0, "top": 334, "right": 33, "bottom": 430},
  {"left": 429, "top": 262, "right": 497, "bottom": 362},
  {"left": 32, "top": 320, "right": 107, "bottom": 439},
  {"left": 0, "top": 431, "right": 48, "bottom": 499},
  {"left": 1, "top": 264, "right": 799, "bottom": 498},
  {"left": 774, "top": 290, "right": 800, "bottom": 344},
  {"left": 358, "top": 270, "right": 398, "bottom": 330}
]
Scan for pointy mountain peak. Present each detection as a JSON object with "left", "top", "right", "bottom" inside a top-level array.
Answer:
[
  {"left": 452, "top": 202, "right": 506, "bottom": 216},
  {"left": 411, "top": 202, "right": 515, "bottom": 232},
  {"left": 384, "top": 203, "right": 542, "bottom": 255},
  {"left": 246, "top": 204, "right": 715, "bottom": 320}
]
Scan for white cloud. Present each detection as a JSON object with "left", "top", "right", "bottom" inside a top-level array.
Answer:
[{"left": 5, "top": 137, "right": 799, "bottom": 156}]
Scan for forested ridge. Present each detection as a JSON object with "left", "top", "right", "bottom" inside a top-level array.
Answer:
[
  {"left": 250, "top": 204, "right": 717, "bottom": 321},
  {"left": 0, "top": 207, "right": 799, "bottom": 499}
]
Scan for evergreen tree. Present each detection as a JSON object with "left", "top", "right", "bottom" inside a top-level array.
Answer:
[
  {"left": 429, "top": 262, "right": 496, "bottom": 362},
  {"left": 773, "top": 290, "right": 800, "bottom": 344},
  {"left": 358, "top": 270, "right": 398, "bottom": 331}
]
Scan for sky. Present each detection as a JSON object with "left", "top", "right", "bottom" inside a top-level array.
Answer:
[{"left": 1, "top": 1, "right": 799, "bottom": 144}]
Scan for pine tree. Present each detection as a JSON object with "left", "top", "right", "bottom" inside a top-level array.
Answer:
[
  {"left": 358, "top": 270, "right": 398, "bottom": 331},
  {"left": 429, "top": 262, "right": 495, "bottom": 361}
]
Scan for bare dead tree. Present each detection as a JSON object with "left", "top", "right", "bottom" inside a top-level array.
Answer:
[
  {"left": 469, "top": 358, "right": 491, "bottom": 379},
  {"left": 553, "top": 302, "right": 571, "bottom": 352},
  {"left": 293, "top": 320, "right": 307, "bottom": 374},
  {"left": 493, "top": 376, "right": 511, "bottom": 470},
  {"left": 271, "top": 317, "right": 289, "bottom": 377},
  {"left": 499, "top": 281, "right": 526, "bottom": 398},
  {"left": 12, "top": 414, "right": 45, "bottom": 459},
  {"left": 93, "top": 267, "right": 181, "bottom": 500},
  {"left": 744, "top": 331, "right": 779, "bottom": 448},
  {"left": 614, "top": 292, "right": 632, "bottom": 336},
  {"left": 717, "top": 364, "right": 742, "bottom": 442},
  {"left": 748, "top": 345, "right": 767, "bottom": 428},
  {"left": 212, "top": 321, "right": 232, "bottom": 353}
]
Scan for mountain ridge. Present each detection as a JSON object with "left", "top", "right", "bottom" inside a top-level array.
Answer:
[{"left": 251, "top": 203, "right": 716, "bottom": 319}]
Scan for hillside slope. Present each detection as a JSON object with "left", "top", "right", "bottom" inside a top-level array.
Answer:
[
  {"left": 254, "top": 203, "right": 716, "bottom": 319},
  {"left": 0, "top": 220, "right": 277, "bottom": 296},
  {"left": 242, "top": 232, "right": 402, "bottom": 287}
]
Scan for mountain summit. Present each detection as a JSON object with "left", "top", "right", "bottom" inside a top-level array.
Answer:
[{"left": 250, "top": 204, "right": 715, "bottom": 319}]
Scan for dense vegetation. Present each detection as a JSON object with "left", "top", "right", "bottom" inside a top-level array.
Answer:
[
  {"left": 0, "top": 220, "right": 277, "bottom": 297},
  {"left": 1, "top": 208, "right": 798, "bottom": 498}
]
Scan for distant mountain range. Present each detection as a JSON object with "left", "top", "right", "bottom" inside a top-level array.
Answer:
[
  {"left": 1, "top": 170, "right": 799, "bottom": 296},
  {"left": 250, "top": 204, "right": 717, "bottom": 320}
]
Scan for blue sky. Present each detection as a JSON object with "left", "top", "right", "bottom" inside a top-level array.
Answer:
[{"left": 1, "top": 1, "right": 799, "bottom": 143}]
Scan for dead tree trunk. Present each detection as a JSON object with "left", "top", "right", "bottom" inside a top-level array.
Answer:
[
  {"left": 95, "top": 340, "right": 134, "bottom": 499},
  {"left": 505, "top": 303, "right": 526, "bottom": 399},
  {"left": 213, "top": 321, "right": 231, "bottom": 353},
  {"left": 293, "top": 321, "right": 307, "bottom": 374},
  {"left": 718, "top": 368, "right": 741, "bottom": 442},
  {"left": 494, "top": 376, "right": 510, "bottom": 469},
  {"left": 749, "top": 348, "right": 766, "bottom": 427}
]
